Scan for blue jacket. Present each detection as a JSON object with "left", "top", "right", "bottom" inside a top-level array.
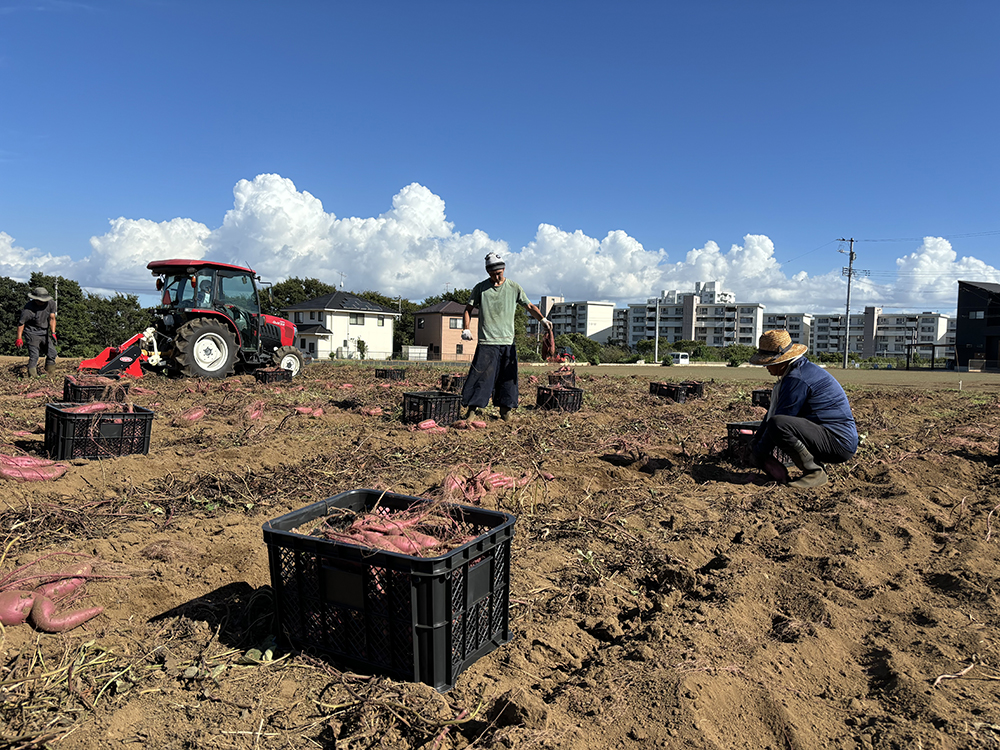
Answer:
[{"left": 759, "top": 358, "right": 859, "bottom": 454}]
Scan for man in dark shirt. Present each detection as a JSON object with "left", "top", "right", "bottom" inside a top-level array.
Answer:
[
  {"left": 750, "top": 329, "right": 859, "bottom": 489},
  {"left": 15, "top": 287, "right": 58, "bottom": 377}
]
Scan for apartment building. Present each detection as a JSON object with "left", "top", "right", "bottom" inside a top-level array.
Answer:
[
  {"left": 527, "top": 297, "right": 615, "bottom": 343},
  {"left": 761, "top": 313, "right": 814, "bottom": 350}
]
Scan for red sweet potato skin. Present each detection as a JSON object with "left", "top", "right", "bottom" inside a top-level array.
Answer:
[
  {"left": 0, "top": 461, "right": 68, "bottom": 482},
  {"left": 0, "top": 590, "right": 35, "bottom": 625},
  {"left": 34, "top": 563, "right": 92, "bottom": 600},
  {"left": 29, "top": 597, "right": 104, "bottom": 633}
]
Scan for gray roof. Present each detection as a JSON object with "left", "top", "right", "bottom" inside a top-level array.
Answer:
[
  {"left": 295, "top": 323, "right": 333, "bottom": 335},
  {"left": 282, "top": 292, "right": 398, "bottom": 314},
  {"left": 415, "top": 301, "right": 477, "bottom": 315}
]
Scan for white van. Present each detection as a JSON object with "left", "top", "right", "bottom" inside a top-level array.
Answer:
[{"left": 669, "top": 352, "right": 690, "bottom": 365}]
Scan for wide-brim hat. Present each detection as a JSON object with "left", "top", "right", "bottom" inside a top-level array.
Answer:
[
  {"left": 750, "top": 329, "right": 808, "bottom": 366},
  {"left": 28, "top": 286, "right": 52, "bottom": 302}
]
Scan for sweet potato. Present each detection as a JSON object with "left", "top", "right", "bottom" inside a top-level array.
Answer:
[
  {"left": 310, "top": 408, "right": 324, "bottom": 418},
  {"left": 0, "top": 460, "right": 68, "bottom": 482},
  {"left": 63, "top": 402, "right": 114, "bottom": 414},
  {"left": 417, "top": 419, "right": 438, "bottom": 430},
  {"left": 0, "top": 590, "right": 35, "bottom": 625},
  {"left": 294, "top": 406, "right": 314, "bottom": 415},
  {"left": 470, "top": 420, "right": 488, "bottom": 429},
  {"left": 0, "top": 455, "right": 56, "bottom": 467},
  {"left": 245, "top": 401, "right": 265, "bottom": 420},
  {"left": 178, "top": 407, "right": 206, "bottom": 422},
  {"left": 34, "top": 563, "right": 92, "bottom": 600},
  {"left": 360, "top": 406, "right": 383, "bottom": 416},
  {"left": 29, "top": 596, "right": 103, "bottom": 633}
]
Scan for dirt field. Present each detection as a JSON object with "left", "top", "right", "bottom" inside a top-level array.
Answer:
[{"left": 2, "top": 357, "right": 1000, "bottom": 749}]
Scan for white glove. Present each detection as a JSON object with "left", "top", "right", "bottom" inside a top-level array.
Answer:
[
  {"left": 541, "top": 318, "right": 553, "bottom": 331},
  {"left": 461, "top": 329, "right": 473, "bottom": 341}
]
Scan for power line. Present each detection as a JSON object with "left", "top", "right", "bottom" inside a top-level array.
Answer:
[{"left": 860, "top": 230, "right": 1000, "bottom": 242}]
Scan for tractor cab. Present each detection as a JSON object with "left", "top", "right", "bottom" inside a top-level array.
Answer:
[{"left": 157, "top": 266, "right": 262, "bottom": 354}]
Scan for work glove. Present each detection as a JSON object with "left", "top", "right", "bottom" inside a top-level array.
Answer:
[
  {"left": 15, "top": 338, "right": 22, "bottom": 348},
  {"left": 541, "top": 318, "right": 553, "bottom": 331},
  {"left": 51, "top": 333, "right": 57, "bottom": 341},
  {"left": 461, "top": 329, "right": 473, "bottom": 341}
]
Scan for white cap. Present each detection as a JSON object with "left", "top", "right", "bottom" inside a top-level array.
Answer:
[{"left": 485, "top": 252, "right": 505, "bottom": 270}]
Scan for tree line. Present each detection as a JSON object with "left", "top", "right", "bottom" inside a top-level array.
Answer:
[{"left": 0, "top": 271, "right": 765, "bottom": 365}]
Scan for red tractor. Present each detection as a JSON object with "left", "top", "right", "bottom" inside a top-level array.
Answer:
[{"left": 81, "top": 259, "right": 305, "bottom": 379}]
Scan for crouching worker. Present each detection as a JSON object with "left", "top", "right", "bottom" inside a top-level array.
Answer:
[{"left": 749, "top": 330, "right": 858, "bottom": 489}]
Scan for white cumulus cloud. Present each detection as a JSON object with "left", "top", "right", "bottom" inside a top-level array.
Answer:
[{"left": 0, "top": 175, "right": 997, "bottom": 318}]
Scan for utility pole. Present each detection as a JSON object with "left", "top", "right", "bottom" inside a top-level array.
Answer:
[{"left": 837, "top": 238, "right": 869, "bottom": 369}]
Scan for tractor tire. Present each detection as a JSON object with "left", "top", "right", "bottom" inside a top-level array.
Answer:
[
  {"left": 173, "top": 318, "right": 238, "bottom": 379},
  {"left": 272, "top": 346, "right": 305, "bottom": 377}
]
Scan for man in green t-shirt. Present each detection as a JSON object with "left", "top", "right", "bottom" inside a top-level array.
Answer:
[{"left": 461, "top": 253, "right": 551, "bottom": 420}]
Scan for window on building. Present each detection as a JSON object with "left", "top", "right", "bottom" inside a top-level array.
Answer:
[
  {"left": 433, "top": 344, "right": 440, "bottom": 353},
  {"left": 378, "top": 316, "right": 385, "bottom": 327},
  {"left": 349, "top": 313, "right": 365, "bottom": 325},
  {"left": 449, "top": 318, "right": 462, "bottom": 329},
  {"left": 300, "top": 338, "right": 307, "bottom": 349},
  {"left": 310, "top": 311, "right": 316, "bottom": 320},
  {"left": 308, "top": 342, "right": 315, "bottom": 353},
  {"left": 456, "top": 344, "right": 463, "bottom": 355},
  {"left": 294, "top": 312, "right": 303, "bottom": 323},
  {"left": 417, "top": 318, "right": 425, "bottom": 329}
]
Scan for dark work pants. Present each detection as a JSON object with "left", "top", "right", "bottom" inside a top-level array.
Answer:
[
  {"left": 462, "top": 343, "right": 519, "bottom": 410},
  {"left": 25, "top": 329, "right": 56, "bottom": 371},
  {"left": 756, "top": 414, "right": 854, "bottom": 465}
]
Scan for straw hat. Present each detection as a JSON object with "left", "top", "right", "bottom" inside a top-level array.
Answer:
[{"left": 749, "top": 330, "right": 808, "bottom": 366}]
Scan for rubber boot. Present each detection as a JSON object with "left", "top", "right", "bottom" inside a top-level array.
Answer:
[
  {"left": 786, "top": 438, "right": 828, "bottom": 489},
  {"left": 499, "top": 405, "right": 512, "bottom": 421},
  {"left": 465, "top": 406, "right": 481, "bottom": 419},
  {"left": 27, "top": 366, "right": 37, "bottom": 377},
  {"left": 45, "top": 363, "right": 56, "bottom": 376}
]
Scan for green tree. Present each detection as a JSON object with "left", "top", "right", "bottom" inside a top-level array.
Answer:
[
  {"left": 635, "top": 337, "right": 672, "bottom": 362},
  {"left": 264, "top": 277, "right": 337, "bottom": 316},
  {"left": 356, "top": 339, "right": 368, "bottom": 359},
  {"left": 85, "top": 293, "right": 154, "bottom": 355},
  {"left": 722, "top": 343, "right": 757, "bottom": 367},
  {"left": 0, "top": 277, "right": 31, "bottom": 355},
  {"left": 30, "top": 272, "right": 91, "bottom": 357}
]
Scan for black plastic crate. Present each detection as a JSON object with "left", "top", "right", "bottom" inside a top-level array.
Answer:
[
  {"left": 659, "top": 383, "right": 688, "bottom": 403},
  {"left": 255, "top": 368, "right": 293, "bottom": 384},
  {"left": 45, "top": 402, "right": 154, "bottom": 460},
  {"left": 535, "top": 385, "right": 583, "bottom": 412},
  {"left": 680, "top": 381, "right": 704, "bottom": 399},
  {"left": 62, "top": 376, "right": 129, "bottom": 403},
  {"left": 262, "top": 489, "right": 516, "bottom": 692},
  {"left": 547, "top": 370, "right": 576, "bottom": 387},
  {"left": 376, "top": 368, "right": 407, "bottom": 381},
  {"left": 403, "top": 390, "right": 462, "bottom": 425},
  {"left": 752, "top": 388, "right": 772, "bottom": 408},
  {"left": 649, "top": 381, "right": 666, "bottom": 396},
  {"left": 440, "top": 374, "right": 467, "bottom": 392},
  {"left": 726, "top": 421, "right": 794, "bottom": 468}
]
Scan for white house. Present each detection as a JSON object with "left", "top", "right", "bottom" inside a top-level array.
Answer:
[{"left": 282, "top": 292, "right": 399, "bottom": 360}]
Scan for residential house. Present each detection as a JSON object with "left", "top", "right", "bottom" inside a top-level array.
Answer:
[
  {"left": 414, "top": 301, "right": 478, "bottom": 363},
  {"left": 955, "top": 280, "right": 1000, "bottom": 369},
  {"left": 282, "top": 292, "right": 399, "bottom": 360}
]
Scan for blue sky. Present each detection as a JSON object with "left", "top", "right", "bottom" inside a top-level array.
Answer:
[{"left": 1, "top": 0, "right": 998, "bottom": 315}]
